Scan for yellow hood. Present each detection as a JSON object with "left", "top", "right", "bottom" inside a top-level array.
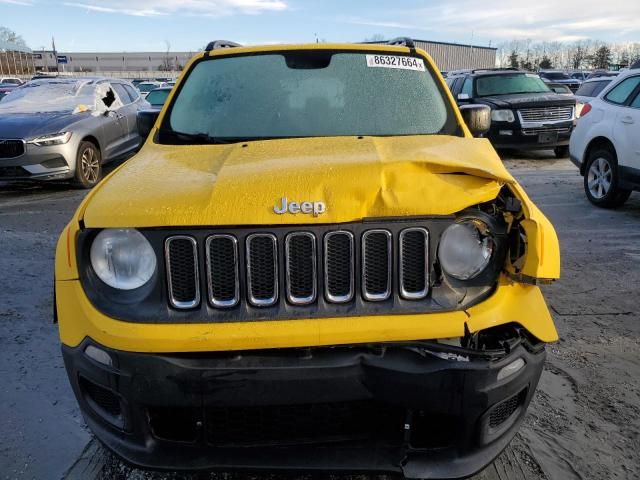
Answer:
[{"left": 82, "top": 135, "right": 514, "bottom": 227}]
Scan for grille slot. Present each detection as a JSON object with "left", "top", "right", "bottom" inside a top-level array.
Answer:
[
  {"left": 285, "top": 232, "right": 317, "bottom": 305},
  {"left": 489, "top": 389, "right": 526, "bottom": 429},
  {"left": 206, "top": 235, "right": 239, "bottom": 308},
  {"left": 518, "top": 106, "right": 574, "bottom": 122},
  {"left": 246, "top": 234, "right": 278, "bottom": 307},
  {"left": 324, "top": 231, "right": 355, "bottom": 303},
  {"left": 399, "top": 228, "right": 429, "bottom": 300},
  {"left": 362, "top": 230, "right": 392, "bottom": 301},
  {"left": 79, "top": 376, "right": 122, "bottom": 418},
  {"left": 0, "top": 139, "right": 25, "bottom": 159},
  {"left": 165, "top": 236, "right": 200, "bottom": 309}
]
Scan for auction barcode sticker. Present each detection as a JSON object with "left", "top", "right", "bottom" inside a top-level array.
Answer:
[{"left": 366, "top": 55, "right": 425, "bottom": 71}]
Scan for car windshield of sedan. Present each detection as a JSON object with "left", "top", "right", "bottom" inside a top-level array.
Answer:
[
  {"left": 162, "top": 51, "right": 457, "bottom": 143},
  {"left": 475, "top": 74, "right": 551, "bottom": 97}
]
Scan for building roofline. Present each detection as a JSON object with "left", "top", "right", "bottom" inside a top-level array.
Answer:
[{"left": 412, "top": 39, "right": 497, "bottom": 51}]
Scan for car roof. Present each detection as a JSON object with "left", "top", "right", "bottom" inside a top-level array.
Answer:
[
  {"left": 448, "top": 68, "right": 528, "bottom": 77},
  {"left": 149, "top": 87, "right": 172, "bottom": 91},
  {"left": 581, "top": 76, "right": 614, "bottom": 83}
]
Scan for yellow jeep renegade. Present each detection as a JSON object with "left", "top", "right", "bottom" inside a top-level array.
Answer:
[{"left": 55, "top": 39, "right": 560, "bottom": 479}]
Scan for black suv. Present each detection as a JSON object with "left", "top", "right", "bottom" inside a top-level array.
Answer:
[{"left": 447, "top": 68, "right": 576, "bottom": 157}]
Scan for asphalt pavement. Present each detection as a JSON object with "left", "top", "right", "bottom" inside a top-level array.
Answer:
[{"left": 1, "top": 152, "right": 639, "bottom": 480}]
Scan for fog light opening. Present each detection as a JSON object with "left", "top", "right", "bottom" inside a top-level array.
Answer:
[
  {"left": 497, "top": 357, "right": 525, "bottom": 381},
  {"left": 499, "top": 130, "right": 513, "bottom": 136},
  {"left": 84, "top": 345, "right": 113, "bottom": 366}
]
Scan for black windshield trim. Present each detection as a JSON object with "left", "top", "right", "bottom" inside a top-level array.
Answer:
[{"left": 156, "top": 48, "right": 463, "bottom": 145}]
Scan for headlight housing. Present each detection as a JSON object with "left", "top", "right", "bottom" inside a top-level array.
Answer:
[
  {"left": 90, "top": 229, "right": 156, "bottom": 290},
  {"left": 490, "top": 109, "right": 515, "bottom": 123},
  {"left": 28, "top": 131, "right": 72, "bottom": 146},
  {"left": 438, "top": 219, "right": 495, "bottom": 280}
]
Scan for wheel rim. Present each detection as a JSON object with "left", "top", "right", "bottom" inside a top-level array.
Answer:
[
  {"left": 80, "top": 147, "right": 99, "bottom": 184},
  {"left": 587, "top": 157, "right": 612, "bottom": 199}
]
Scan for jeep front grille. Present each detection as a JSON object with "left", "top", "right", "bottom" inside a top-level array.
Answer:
[
  {"left": 517, "top": 106, "right": 574, "bottom": 123},
  {"left": 164, "top": 226, "right": 432, "bottom": 311}
]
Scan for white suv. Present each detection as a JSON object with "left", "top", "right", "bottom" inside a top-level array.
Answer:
[{"left": 570, "top": 68, "right": 640, "bottom": 208}]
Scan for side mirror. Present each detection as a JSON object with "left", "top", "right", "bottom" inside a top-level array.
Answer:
[
  {"left": 137, "top": 109, "right": 160, "bottom": 140},
  {"left": 459, "top": 104, "right": 491, "bottom": 137},
  {"left": 457, "top": 93, "right": 471, "bottom": 101}
]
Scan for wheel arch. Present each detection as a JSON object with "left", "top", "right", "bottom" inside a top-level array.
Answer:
[
  {"left": 80, "top": 135, "right": 102, "bottom": 160},
  {"left": 582, "top": 136, "right": 616, "bottom": 175}
]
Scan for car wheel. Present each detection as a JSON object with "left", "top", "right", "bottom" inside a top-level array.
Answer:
[
  {"left": 583, "top": 148, "right": 631, "bottom": 208},
  {"left": 554, "top": 146, "right": 569, "bottom": 158},
  {"left": 73, "top": 141, "right": 102, "bottom": 189}
]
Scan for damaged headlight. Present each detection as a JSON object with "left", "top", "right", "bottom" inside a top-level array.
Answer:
[
  {"left": 438, "top": 219, "right": 495, "bottom": 280},
  {"left": 28, "top": 131, "right": 72, "bottom": 147},
  {"left": 90, "top": 229, "right": 156, "bottom": 290}
]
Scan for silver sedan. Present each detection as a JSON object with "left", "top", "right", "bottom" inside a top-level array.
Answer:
[{"left": 0, "top": 77, "right": 149, "bottom": 188}]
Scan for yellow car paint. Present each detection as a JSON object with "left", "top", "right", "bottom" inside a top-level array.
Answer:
[
  {"left": 55, "top": 42, "right": 560, "bottom": 353},
  {"left": 56, "top": 274, "right": 557, "bottom": 353}
]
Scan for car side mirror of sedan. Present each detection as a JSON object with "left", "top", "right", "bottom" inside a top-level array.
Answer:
[
  {"left": 137, "top": 110, "right": 160, "bottom": 139},
  {"left": 459, "top": 104, "right": 491, "bottom": 137}
]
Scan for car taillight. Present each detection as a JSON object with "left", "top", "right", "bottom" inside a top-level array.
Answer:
[{"left": 581, "top": 103, "right": 592, "bottom": 116}]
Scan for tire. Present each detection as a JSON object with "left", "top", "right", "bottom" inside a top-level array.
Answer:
[
  {"left": 73, "top": 141, "right": 102, "bottom": 189},
  {"left": 554, "top": 146, "right": 569, "bottom": 158},
  {"left": 583, "top": 148, "right": 631, "bottom": 208}
]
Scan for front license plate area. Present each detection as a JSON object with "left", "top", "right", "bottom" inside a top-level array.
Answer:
[{"left": 538, "top": 131, "right": 558, "bottom": 144}]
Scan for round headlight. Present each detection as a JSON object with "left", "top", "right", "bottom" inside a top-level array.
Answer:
[
  {"left": 90, "top": 229, "right": 156, "bottom": 290},
  {"left": 438, "top": 219, "right": 495, "bottom": 280}
]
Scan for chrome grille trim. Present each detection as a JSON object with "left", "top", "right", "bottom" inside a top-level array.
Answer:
[
  {"left": 521, "top": 126, "right": 571, "bottom": 136},
  {"left": 165, "top": 235, "right": 200, "bottom": 309},
  {"left": 285, "top": 232, "right": 317, "bottom": 305},
  {"left": 399, "top": 228, "right": 430, "bottom": 300},
  {"left": 246, "top": 233, "right": 278, "bottom": 307},
  {"left": 324, "top": 230, "right": 355, "bottom": 304},
  {"left": 361, "top": 229, "right": 392, "bottom": 302},
  {"left": 205, "top": 234, "right": 240, "bottom": 308},
  {"left": 517, "top": 106, "right": 574, "bottom": 123}
]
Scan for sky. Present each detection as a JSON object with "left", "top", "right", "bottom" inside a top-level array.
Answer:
[{"left": 1, "top": 0, "right": 639, "bottom": 52}]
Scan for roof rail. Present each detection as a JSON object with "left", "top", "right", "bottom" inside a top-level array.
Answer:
[
  {"left": 387, "top": 37, "right": 415, "bottom": 49},
  {"left": 470, "top": 67, "right": 520, "bottom": 74},
  {"left": 204, "top": 40, "right": 242, "bottom": 52}
]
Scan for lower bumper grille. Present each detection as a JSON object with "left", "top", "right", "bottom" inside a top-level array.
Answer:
[
  {"left": 489, "top": 389, "right": 527, "bottom": 429},
  {"left": 521, "top": 126, "right": 571, "bottom": 136}
]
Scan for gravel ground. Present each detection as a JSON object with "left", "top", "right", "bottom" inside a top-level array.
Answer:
[{"left": 0, "top": 152, "right": 639, "bottom": 480}]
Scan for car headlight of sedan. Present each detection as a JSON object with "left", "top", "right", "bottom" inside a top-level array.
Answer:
[
  {"left": 28, "top": 131, "right": 72, "bottom": 146},
  {"left": 438, "top": 219, "right": 496, "bottom": 280},
  {"left": 490, "top": 109, "right": 515, "bottom": 123},
  {"left": 90, "top": 229, "right": 157, "bottom": 290}
]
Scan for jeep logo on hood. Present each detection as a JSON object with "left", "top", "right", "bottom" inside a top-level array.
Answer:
[{"left": 274, "top": 197, "right": 326, "bottom": 217}]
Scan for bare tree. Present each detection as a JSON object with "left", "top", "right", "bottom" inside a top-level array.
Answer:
[{"left": 159, "top": 40, "right": 174, "bottom": 71}]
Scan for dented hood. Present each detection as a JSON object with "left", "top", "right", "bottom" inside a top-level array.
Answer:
[{"left": 82, "top": 135, "right": 514, "bottom": 227}]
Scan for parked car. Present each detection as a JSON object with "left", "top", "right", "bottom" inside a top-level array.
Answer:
[
  {"left": 0, "top": 83, "right": 20, "bottom": 100},
  {"left": 546, "top": 82, "right": 574, "bottom": 95},
  {"left": 538, "top": 70, "right": 581, "bottom": 92},
  {"left": 586, "top": 70, "right": 619, "bottom": 80},
  {"left": 56, "top": 39, "right": 560, "bottom": 479},
  {"left": 0, "top": 77, "right": 149, "bottom": 188},
  {"left": 144, "top": 86, "right": 172, "bottom": 109},
  {"left": 131, "top": 79, "right": 148, "bottom": 88},
  {"left": 570, "top": 71, "right": 590, "bottom": 81},
  {"left": 447, "top": 68, "right": 576, "bottom": 157},
  {"left": 0, "top": 76, "right": 23, "bottom": 86},
  {"left": 137, "top": 81, "right": 166, "bottom": 98},
  {"left": 569, "top": 66, "right": 640, "bottom": 208},
  {"left": 574, "top": 77, "right": 614, "bottom": 116}
]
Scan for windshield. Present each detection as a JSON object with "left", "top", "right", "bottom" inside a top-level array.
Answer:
[
  {"left": 139, "top": 83, "right": 157, "bottom": 93},
  {"left": 0, "top": 80, "right": 97, "bottom": 113},
  {"left": 146, "top": 89, "right": 170, "bottom": 105},
  {"left": 475, "top": 74, "right": 551, "bottom": 97},
  {"left": 163, "top": 51, "right": 456, "bottom": 143}
]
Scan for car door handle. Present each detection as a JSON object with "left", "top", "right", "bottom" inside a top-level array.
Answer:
[{"left": 621, "top": 116, "right": 634, "bottom": 124}]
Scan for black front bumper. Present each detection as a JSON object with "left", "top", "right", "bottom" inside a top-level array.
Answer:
[
  {"left": 63, "top": 337, "right": 546, "bottom": 479},
  {"left": 487, "top": 121, "right": 573, "bottom": 150}
]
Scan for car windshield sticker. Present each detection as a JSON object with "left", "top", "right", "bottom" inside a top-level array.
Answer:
[{"left": 366, "top": 55, "right": 425, "bottom": 72}]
